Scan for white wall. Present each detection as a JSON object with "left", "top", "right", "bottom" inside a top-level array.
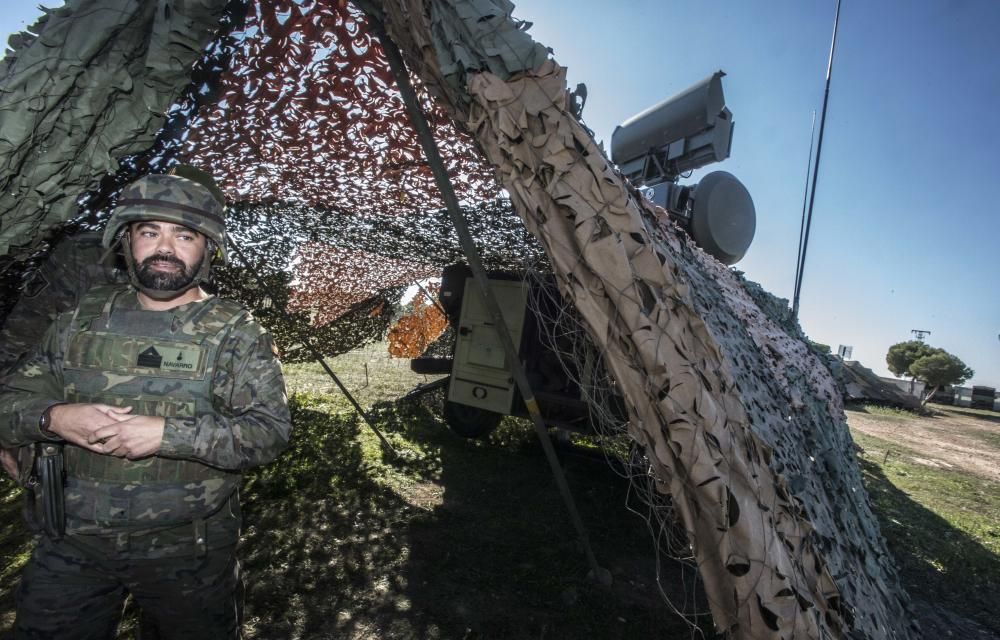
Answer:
[{"left": 879, "top": 376, "right": 925, "bottom": 399}]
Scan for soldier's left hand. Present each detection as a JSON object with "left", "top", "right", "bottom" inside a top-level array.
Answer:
[{"left": 87, "top": 415, "right": 165, "bottom": 459}]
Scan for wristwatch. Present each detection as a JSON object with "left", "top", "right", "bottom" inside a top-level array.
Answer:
[{"left": 38, "top": 404, "right": 61, "bottom": 437}]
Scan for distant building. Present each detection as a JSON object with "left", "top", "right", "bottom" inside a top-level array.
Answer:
[
  {"left": 878, "top": 376, "right": 925, "bottom": 399},
  {"left": 876, "top": 378, "right": 1000, "bottom": 411},
  {"left": 926, "top": 385, "right": 999, "bottom": 411}
]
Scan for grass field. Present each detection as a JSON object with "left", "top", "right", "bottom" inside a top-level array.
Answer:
[
  {"left": 1, "top": 347, "right": 998, "bottom": 638},
  {"left": 846, "top": 403, "right": 1000, "bottom": 636},
  {"left": 1, "top": 348, "right": 712, "bottom": 639}
]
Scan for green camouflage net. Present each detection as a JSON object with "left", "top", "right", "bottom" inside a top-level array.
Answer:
[{"left": 0, "top": 0, "right": 537, "bottom": 358}]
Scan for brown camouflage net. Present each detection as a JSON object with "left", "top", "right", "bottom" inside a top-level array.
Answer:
[
  {"left": 0, "top": 0, "right": 918, "bottom": 637},
  {"left": 178, "top": 0, "right": 499, "bottom": 212},
  {"left": 287, "top": 242, "right": 438, "bottom": 326},
  {"left": 369, "top": 0, "right": 918, "bottom": 637}
]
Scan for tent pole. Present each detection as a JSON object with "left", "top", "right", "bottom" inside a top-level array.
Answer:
[
  {"left": 413, "top": 279, "right": 449, "bottom": 319},
  {"left": 227, "top": 243, "right": 398, "bottom": 457},
  {"left": 366, "top": 10, "right": 608, "bottom": 583},
  {"left": 303, "top": 341, "right": 398, "bottom": 456}
]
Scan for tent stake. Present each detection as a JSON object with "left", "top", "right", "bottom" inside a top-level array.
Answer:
[{"left": 367, "top": 10, "right": 608, "bottom": 584}]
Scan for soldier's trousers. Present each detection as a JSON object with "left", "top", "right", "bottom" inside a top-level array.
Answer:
[{"left": 14, "top": 534, "right": 242, "bottom": 640}]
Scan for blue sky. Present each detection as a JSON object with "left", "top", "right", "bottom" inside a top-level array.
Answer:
[
  {"left": 4, "top": 1, "right": 998, "bottom": 386},
  {"left": 514, "top": 0, "right": 1000, "bottom": 387}
]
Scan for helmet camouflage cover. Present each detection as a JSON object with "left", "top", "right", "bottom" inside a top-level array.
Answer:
[
  {"left": 102, "top": 173, "right": 228, "bottom": 263},
  {"left": 103, "top": 171, "right": 227, "bottom": 300}
]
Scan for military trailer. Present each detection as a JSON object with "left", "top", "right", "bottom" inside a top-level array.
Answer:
[
  {"left": 411, "top": 72, "right": 757, "bottom": 438},
  {"left": 410, "top": 263, "right": 608, "bottom": 438}
]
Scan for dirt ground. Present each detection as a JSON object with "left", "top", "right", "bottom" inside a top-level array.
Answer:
[{"left": 847, "top": 404, "right": 1000, "bottom": 482}]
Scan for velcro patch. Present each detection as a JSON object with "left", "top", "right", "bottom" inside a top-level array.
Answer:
[
  {"left": 136, "top": 343, "right": 203, "bottom": 371},
  {"left": 65, "top": 332, "right": 208, "bottom": 380}
]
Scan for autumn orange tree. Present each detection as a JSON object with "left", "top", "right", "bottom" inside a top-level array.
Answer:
[{"left": 387, "top": 285, "right": 448, "bottom": 358}]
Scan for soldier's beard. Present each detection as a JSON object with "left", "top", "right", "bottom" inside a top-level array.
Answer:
[{"left": 135, "top": 255, "right": 197, "bottom": 292}]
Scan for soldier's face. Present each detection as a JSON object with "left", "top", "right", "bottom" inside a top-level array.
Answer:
[{"left": 130, "top": 220, "right": 207, "bottom": 291}]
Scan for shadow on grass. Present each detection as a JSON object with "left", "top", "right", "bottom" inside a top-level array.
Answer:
[
  {"left": 374, "top": 396, "right": 713, "bottom": 638},
  {"left": 238, "top": 398, "right": 424, "bottom": 638},
  {"left": 1, "top": 394, "right": 711, "bottom": 639},
  {"left": 858, "top": 458, "right": 1000, "bottom": 635},
  {"left": 0, "top": 479, "right": 33, "bottom": 636}
]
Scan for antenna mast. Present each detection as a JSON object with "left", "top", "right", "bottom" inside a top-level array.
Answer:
[{"left": 792, "top": 0, "right": 843, "bottom": 318}]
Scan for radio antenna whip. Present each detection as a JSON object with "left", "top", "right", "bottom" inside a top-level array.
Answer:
[{"left": 793, "top": 0, "right": 843, "bottom": 318}]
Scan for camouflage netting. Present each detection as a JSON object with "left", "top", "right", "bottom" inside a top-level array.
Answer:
[
  {"left": 828, "top": 360, "right": 921, "bottom": 409},
  {"left": 0, "top": 0, "right": 542, "bottom": 358},
  {"left": 0, "top": 0, "right": 233, "bottom": 259},
  {"left": 0, "top": 0, "right": 918, "bottom": 638},
  {"left": 366, "top": 0, "right": 918, "bottom": 637}
]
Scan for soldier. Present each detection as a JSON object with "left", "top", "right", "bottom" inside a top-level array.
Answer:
[
  {"left": 0, "top": 165, "right": 216, "bottom": 476},
  {"left": 0, "top": 170, "right": 292, "bottom": 639}
]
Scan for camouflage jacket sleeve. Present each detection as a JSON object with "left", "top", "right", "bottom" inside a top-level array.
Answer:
[
  {"left": 0, "top": 314, "right": 71, "bottom": 447},
  {"left": 0, "top": 233, "right": 120, "bottom": 374},
  {"left": 158, "top": 319, "right": 291, "bottom": 471}
]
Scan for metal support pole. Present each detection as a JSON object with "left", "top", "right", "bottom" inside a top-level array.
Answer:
[
  {"left": 414, "top": 279, "right": 449, "bottom": 319},
  {"left": 305, "top": 344, "right": 397, "bottom": 455},
  {"left": 227, "top": 243, "right": 398, "bottom": 457},
  {"left": 366, "top": 10, "right": 608, "bottom": 583}
]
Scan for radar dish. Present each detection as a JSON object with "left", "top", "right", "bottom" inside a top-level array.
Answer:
[{"left": 689, "top": 170, "right": 756, "bottom": 265}]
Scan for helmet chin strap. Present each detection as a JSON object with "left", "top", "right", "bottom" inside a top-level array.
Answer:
[{"left": 121, "top": 234, "right": 213, "bottom": 301}]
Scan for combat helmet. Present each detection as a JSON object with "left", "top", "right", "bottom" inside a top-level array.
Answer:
[{"left": 102, "top": 166, "right": 227, "bottom": 300}]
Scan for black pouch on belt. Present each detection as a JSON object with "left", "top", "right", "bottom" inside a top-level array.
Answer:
[{"left": 33, "top": 442, "right": 66, "bottom": 540}]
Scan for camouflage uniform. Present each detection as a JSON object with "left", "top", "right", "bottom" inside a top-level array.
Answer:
[
  {"left": 0, "top": 173, "right": 291, "bottom": 639},
  {"left": 0, "top": 232, "right": 125, "bottom": 494},
  {"left": 0, "top": 232, "right": 124, "bottom": 374}
]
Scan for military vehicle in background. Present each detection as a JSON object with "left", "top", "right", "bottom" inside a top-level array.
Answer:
[
  {"left": 971, "top": 386, "right": 997, "bottom": 410},
  {"left": 411, "top": 72, "right": 758, "bottom": 437}
]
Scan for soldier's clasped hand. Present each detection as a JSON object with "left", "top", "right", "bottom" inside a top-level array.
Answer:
[
  {"left": 87, "top": 415, "right": 166, "bottom": 460},
  {"left": 47, "top": 403, "right": 133, "bottom": 453}
]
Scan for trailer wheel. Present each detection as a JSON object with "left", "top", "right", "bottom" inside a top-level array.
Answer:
[
  {"left": 410, "top": 356, "right": 454, "bottom": 375},
  {"left": 443, "top": 400, "right": 502, "bottom": 439}
]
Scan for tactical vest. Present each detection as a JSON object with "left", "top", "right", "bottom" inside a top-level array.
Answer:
[{"left": 61, "top": 285, "right": 248, "bottom": 531}]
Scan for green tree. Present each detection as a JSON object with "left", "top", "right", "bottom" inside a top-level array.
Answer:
[
  {"left": 910, "top": 351, "right": 974, "bottom": 407},
  {"left": 886, "top": 340, "right": 937, "bottom": 392}
]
